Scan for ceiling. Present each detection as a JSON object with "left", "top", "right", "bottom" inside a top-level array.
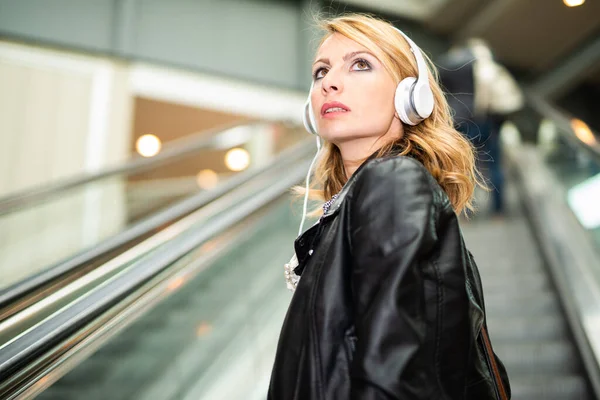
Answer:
[
  {"left": 130, "top": 97, "right": 249, "bottom": 181},
  {"left": 588, "top": 63, "right": 600, "bottom": 85},
  {"left": 336, "top": 0, "right": 450, "bottom": 21},
  {"left": 338, "top": 0, "right": 600, "bottom": 88}
]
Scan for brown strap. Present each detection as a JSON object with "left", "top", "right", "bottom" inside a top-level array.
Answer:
[{"left": 481, "top": 326, "right": 509, "bottom": 400}]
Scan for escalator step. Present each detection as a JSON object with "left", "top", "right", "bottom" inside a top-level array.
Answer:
[
  {"left": 494, "top": 341, "right": 581, "bottom": 374},
  {"left": 49, "top": 358, "right": 112, "bottom": 386},
  {"left": 510, "top": 375, "right": 590, "bottom": 400},
  {"left": 484, "top": 291, "right": 559, "bottom": 315},
  {"left": 37, "top": 387, "right": 101, "bottom": 400},
  {"left": 476, "top": 258, "right": 543, "bottom": 272},
  {"left": 483, "top": 285, "right": 548, "bottom": 299},
  {"left": 478, "top": 265, "right": 544, "bottom": 279},
  {"left": 481, "top": 272, "right": 549, "bottom": 292},
  {"left": 94, "top": 336, "right": 139, "bottom": 356},
  {"left": 104, "top": 353, "right": 165, "bottom": 384},
  {"left": 487, "top": 315, "right": 568, "bottom": 341}
]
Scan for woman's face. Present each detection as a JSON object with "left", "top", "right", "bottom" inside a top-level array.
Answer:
[{"left": 311, "top": 33, "right": 401, "bottom": 146}]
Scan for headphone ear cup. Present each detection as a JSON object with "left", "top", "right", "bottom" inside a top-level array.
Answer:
[
  {"left": 412, "top": 81, "right": 434, "bottom": 119},
  {"left": 309, "top": 101, "right": 318, "bottom": 135},
  {"left": 395, "top": 77, "right": 420, "bottom": 126},
  {"left": 302, "top": 98, "right": 318, "bottom": 135},
  {"left": 303, "top": 97, "right": 319, "bottom": 135}
]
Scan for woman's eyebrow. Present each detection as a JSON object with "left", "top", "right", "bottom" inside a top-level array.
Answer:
[{"left": 313, "top": 50, "right": 377, "bottom": 66}]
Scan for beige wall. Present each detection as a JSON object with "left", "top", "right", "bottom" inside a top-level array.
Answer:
[{"left": 0, "top": 41, "right": 132, "bottom": 288}]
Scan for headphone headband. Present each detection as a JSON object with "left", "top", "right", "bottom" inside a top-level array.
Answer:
[{"left": 392, "top": 28, "right": 430, "bottom": 93}]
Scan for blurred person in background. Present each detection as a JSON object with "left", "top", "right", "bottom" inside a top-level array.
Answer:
[
  {"left": 269, "top": 14, "right": 510, "bottom": 400},
  {"left": 438, "top": 39, "right": 524, "bottom": 217}
]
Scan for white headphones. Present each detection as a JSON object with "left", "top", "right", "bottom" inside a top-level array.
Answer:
[{"left": 302, "top": 27, "right": 435, "bottom": 135}]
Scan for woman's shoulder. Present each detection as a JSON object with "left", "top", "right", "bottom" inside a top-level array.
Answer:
[
  {"left": 355, "top": 155, "right": 437, "bottom": 191},
  {"left": 351, "top": 155, "right": 449, "bottom": 210}
]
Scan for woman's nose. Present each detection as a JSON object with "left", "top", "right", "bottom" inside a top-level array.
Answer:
[{"left": 321, "top": 71, "right": 342, "bottom": 93}]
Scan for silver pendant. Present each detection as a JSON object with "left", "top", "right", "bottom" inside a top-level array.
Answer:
[{"left": 284, "top": 252, "right": 300, "bottom": 291}]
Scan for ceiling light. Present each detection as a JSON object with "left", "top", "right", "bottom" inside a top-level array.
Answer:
[
  {"left": 224, "top": 148, "right": 250, "bottom": 172},
  {"left": 136, "top": 134, "right": 162, "bottom": 157},
  {"left": 570, "top": 118, "right": 596, "bottom": 146},
  {"left": 196, "top": 169, "right": 219, "bottom": 190},
  {"left": 563, "top": 0, "right": 585, "bottom": 7},
  {"left": 196, "top": 322, "right": 213, "bottom": 337},
  {"left": 167, "top": 276, "right": 184, "bottom": 291}
]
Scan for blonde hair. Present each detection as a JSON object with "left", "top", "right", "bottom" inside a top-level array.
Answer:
[{"left": 301, "top": 13, "right": 485, "bottom": 216}]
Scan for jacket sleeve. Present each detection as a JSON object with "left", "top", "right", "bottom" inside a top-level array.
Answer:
[{"left": 348, "top": 157, "right": 440, "bottom": 400}]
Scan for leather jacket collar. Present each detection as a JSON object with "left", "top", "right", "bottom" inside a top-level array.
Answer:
[{"left": 322, "top": 146, "right": 404, "bottom": 219}]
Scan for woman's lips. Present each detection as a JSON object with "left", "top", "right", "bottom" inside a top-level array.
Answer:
[{"left": 321, "top": 101, "right": 350, "bottom": 117}]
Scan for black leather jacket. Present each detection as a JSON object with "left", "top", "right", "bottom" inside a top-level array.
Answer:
[{"left": 268, "top": 156, "right": 511, "bottom": 399}]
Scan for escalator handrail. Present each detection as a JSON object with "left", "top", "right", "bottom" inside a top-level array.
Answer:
[
  {"left": 525, "top": 90, "right": 600, "bottom": 163},
  {"left": 0, "top": 136, "right": 314, "bottom": 314},
  {"left": 0, "top": 119, "right": 261, "bottom": 216},
  {"left": 0, "top": 148, "right": 311, "bottom": 387}
]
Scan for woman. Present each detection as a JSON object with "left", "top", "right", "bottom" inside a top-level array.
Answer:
[{"left": 269, "top": 14, "right": 511, "bottom": 400}]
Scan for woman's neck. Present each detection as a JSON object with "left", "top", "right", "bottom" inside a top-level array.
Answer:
[
  {"left": 337, "top": 137, "right": 387, "bottom": 179},
  {"left": 336, "top": 120, "right": 404, "bottom": 179}
]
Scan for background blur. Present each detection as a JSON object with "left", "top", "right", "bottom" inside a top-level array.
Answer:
[{"left": 0, "top": 1, "right": 599, "bottom": 399}]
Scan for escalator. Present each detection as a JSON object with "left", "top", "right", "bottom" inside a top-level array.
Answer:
[
  {"left": 0, "top": 120, "right": 306, "bottom": 328},
  {"left": 460, "top": 92, "right": 600, "bottom": 399},
  {"left": 462, "top": 185, "right": 592, "bottom": 399},
  {"left": 35, "top": 199, "right": 297, "bottom": 400},
  {"left": 0, "top": 120, "right": 314, "bottom": 399},
  {"left": 0, "top": 96, "right": 599, "bottom": 400}
]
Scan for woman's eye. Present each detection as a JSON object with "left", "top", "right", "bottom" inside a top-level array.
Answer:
[
  {"left": 314, "top": 68, "right": 327, "bottom": 80},
  {"left": 353, "top": 59, "right": 371, "bottom": 71}
]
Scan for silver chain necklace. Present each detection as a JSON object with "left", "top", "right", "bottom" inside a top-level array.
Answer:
[
  {"left": 284, "top": 193, "right": 340, "bottom": 291},
  {"left": 321, "top": 193, "right": 339, "bottom": 216}
]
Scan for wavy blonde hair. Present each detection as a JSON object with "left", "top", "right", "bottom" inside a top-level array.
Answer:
[{"left": 301, "top": 13, "right": 485, "bottom": 216}]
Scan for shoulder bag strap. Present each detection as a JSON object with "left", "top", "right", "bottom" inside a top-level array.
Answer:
[{"left": 481, "top": 325, "right": 509, "bottom": 400}]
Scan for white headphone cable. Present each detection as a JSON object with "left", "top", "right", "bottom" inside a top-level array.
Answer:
[{"left": 298, "top": 135, "right": 322, "bottom": 236}]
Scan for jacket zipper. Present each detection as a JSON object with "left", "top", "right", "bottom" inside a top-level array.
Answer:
[{"left": 345, "top": 334, "right": 357, "bottom": 361}]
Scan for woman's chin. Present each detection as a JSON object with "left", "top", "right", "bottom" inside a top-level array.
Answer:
[{"left": 318, "top": 126, "right": 358, "bottom": 143}]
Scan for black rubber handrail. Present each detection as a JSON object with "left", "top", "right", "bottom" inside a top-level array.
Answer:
[
  {"left": 0, "top": 150, "right": 311, "bottom": 391},
  {"left": 0, "top": 119, "right": 259, "bottom": 216},
  {"left": 525, "top": 90, "right": 600, "bottom": 163},
  {"left": 0, "top": 137, "right": 314, "bottom": 314}
]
